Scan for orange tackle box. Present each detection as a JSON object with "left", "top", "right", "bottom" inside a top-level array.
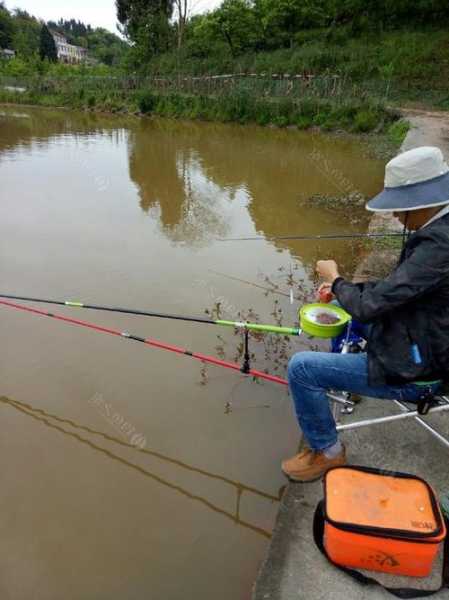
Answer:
[{"left": 320, "top": 466, "right": 446, "bottom": 578}]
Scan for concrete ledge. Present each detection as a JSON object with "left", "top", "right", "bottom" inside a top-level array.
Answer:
[
  {"left": 253, "top": 110, "right": 449, "bottom": 600},
  {"left": 253, "top": 398, "right": 449, "bottom": 599}
]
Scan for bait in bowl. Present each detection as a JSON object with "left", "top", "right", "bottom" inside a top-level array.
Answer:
[{"left": 299, "top": 303, "right": 351, "bottom": 338}]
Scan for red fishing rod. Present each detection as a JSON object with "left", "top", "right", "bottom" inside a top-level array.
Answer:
[{"left": 0, "top": 299, "right": 287, "bottom": 386}]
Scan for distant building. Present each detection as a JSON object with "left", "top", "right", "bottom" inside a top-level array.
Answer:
[
  {"left": 51, "top": 31, "right": 87, "bottom": 64},
  {"left": 1, "top": 49, "right": 15, "bottom": 60}
]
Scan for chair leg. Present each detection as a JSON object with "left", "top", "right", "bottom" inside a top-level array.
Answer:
[
  {"left": 336, "top": 401, "right": 449, "bottom": 448},
  {"left": 393, "top": 398, "right": 449, "bottom": 449},
  {"left": 328, "top": 391, "right": 356, "bottom": 423}
]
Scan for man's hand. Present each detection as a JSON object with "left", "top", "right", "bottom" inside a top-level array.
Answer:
[
  {"left": 316, "top": 282, "right": 334, "bottom": 303},
  {"left": 316, "top": 260, "right": 340, "bottom": 284}
]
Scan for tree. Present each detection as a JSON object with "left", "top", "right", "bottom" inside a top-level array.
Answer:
[
  {"left": 254, "top": 0, "right": 326, "bottom": 49},
  {"left": 173, "top": 0, "right": 189, "bottom": 50},
  {"left": 0, "top": 2, "right": 15, "bottom": 49},
  {"left": 116, "top": 0, "right": 175, "bottom": 54},
  {"left": 206, "top": 0, "right": 261, "bottom": 57},
  {"left": 87, "top": 27, "right": 127, "bottom": 66},
  {"left": 11, "top": 9, "right": 41, "bottom": 57},
  {"left": 39, "top": 24, "right": 57, "bottom": 62}
]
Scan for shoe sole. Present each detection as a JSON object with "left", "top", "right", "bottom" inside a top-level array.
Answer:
[{"left": 284, "top": 473, "right": 323, "bottom": 483}]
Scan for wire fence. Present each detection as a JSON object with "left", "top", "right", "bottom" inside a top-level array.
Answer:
[{"left": 0, "top": 73, "right": 390, "bottom": 103}]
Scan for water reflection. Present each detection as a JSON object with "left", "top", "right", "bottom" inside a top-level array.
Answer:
[
  {"left": 1, "top": 396, "right": 279, "bottom": 539},
  {"left": 126, "top": 117, "right": 384, "bottom": 263},
  {"left": 1, "top": 107, "right": 385, "bottom": 263},
  {"left": 128, "top": 120, "right": 232, "bottom": 244},
  {"left": 0, "top": 108, "right": 127, "bottom": 158}
]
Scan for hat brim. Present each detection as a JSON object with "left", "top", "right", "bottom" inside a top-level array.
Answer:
[{"left": 366, "top": 171, "right": 449, "bottom": 212}]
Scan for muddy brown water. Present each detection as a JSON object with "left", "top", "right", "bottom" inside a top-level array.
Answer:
[{"left": 0, "top": 106, "right": 385, "bottom": 600}]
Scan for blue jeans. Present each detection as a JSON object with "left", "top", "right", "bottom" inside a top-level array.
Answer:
[{"left": 287, "top": 351, "right": 441, "bottom": 451}]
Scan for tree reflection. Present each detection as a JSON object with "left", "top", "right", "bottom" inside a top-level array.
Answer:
[
  {"left": 126, "top": 118, "right": 384, "bottom": 266},
  {"left": 1, "top": 107, "right": 385, "bottom": 267},
  {"left": 0, "top": 107, "right": 132, "bottom": 158},
  {"left": 127, "top": 119, "right": 234, "bottom": 245}
]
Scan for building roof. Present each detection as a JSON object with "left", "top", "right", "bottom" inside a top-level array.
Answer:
[{"left": 50, "top": 31, "right": 88, "bottom": 57}]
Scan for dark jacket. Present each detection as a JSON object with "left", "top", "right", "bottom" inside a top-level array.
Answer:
[{"left": 332, "top": 213, "right": 449, "bottom": 386}]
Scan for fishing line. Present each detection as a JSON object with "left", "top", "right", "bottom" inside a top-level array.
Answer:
[{"left": 218, "top": 232, "right": 403, "bottom": 242}]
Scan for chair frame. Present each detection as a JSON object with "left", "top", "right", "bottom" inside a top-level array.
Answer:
[{"left": 329, "top": 391, "right": 449, "bottom": 450}]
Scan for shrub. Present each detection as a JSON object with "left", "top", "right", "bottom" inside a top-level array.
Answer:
[
  {"left": 387, "top": 119, "right": 410, "bottom": 145},
  {"left": 295, "top": 115, "right": 313, "bottom": 129},
  {"left": 353, "top": 109, "right": 379, "bottom": 132},
  {"left": 273, "top": 116, "right": 289, "bottom": 128},
  {"left": 137, "top": 90, "right": 157, "bottom": 113}
]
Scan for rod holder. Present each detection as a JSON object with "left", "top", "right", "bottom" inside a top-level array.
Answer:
[{"left": 241, "top": 328, "right": 251, "bottom": 374}]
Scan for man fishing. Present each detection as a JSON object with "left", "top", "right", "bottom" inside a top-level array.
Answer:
[{"left": 283, "top": 146, "right": 449, "bottom": 482}]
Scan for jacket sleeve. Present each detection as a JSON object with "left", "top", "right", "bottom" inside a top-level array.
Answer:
[{"left": 332, "top": 235, "right": 449, "bottom": 323}]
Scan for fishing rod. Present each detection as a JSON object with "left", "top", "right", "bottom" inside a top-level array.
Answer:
[
  {"left": 0, "top": 299, "right": 288, "bottom": 386},
  {"left": 218, "top": 232, "right": 403, "bottom": 242},
  {"left": 0, "top": 293, "right": 301, "bottom": 337}
]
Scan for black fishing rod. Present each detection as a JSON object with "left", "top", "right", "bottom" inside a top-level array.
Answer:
[
  {"left": 0, "top": 299, "right": 287, "bottom": 386},
  {"left": 0, "top": 293, "right": 301, "bottom": 336},
  {"left": 218, "top": 232, "right": 403, "bottom": 242}
]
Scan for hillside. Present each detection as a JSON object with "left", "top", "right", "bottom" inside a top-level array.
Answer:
[{"left": 145, "top": 28, "right": 449, "bottom": 110}]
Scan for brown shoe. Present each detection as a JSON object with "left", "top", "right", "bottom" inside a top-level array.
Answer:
[{"left": 281, "top": 445, "right": 346, "bottom": 482}]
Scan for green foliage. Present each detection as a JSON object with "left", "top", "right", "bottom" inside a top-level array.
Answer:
[
  {"left": 160, "top": 0, "right": 449, "bottom": 66},
  {"left": 0, "top": 2, "right": 15, "bottom": 49},
  {"left": 0, "top": 55, "right": 32, "bottom": 76},
  {"left": 86, "top": 28, "right": 126, "bottom": 66},
  {"left": 296, "top": 115, "right": 313, "bottom": 129},
  {"left": 353, "top": 109, "right": 380, "bottom": 132},
  {"left": 136, "top": 89, "right": 157, "bottom": 112},
  {"left": 12, "top": 10, "right": 42, "bottom": 57},
  {"left": 205, "top": 0, "right": 261, "bottom": 56},
  {"left": 0, "top": 7, "right": 126, "bottom": 67},
  {"left": 387, "top": 119, "right": 410, "bottom": 145},
  {"left": 254, "top": 0, "right": 327, "bottom": 49},
  {"left": 117, "top": 0, "right": 174, "bottom": 57},
  {"left": 39, "top": 25, "right": 57, "bottom": 62},
  {"left": 0, "top": 72, "right": 396, "bottom": 131}
]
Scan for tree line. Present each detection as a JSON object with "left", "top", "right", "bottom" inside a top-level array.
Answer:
[
  {"left": 117, "top": 0, "right": 449, "bottom": 66},
  {"left": 0, "top": 3, "right": 126, "bottom": 66},
  {"left": 2, "top": 0, "right": 448, "bottom": 78}
]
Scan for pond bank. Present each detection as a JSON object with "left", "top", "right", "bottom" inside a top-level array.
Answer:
[
  {"left": 0, "top": 77, "right": 405, "bottom": 139},
  {"left": 252, "top": 108, "right": 449, "bottom": 600},
  {"left": 252, "top": 403, "right": 449, "bottom": 600}
]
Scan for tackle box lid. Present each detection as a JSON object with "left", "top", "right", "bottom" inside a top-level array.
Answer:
[{"left": 324, "top": 466, "right": 445, "bottom": 541}]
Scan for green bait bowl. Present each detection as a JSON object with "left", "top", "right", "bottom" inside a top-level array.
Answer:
[{"left": 299, "top": 303, "right": 351, "bottom": 339}]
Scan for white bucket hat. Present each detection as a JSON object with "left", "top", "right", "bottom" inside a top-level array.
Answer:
[{"left": 367, "top": 146, "right": 449, "bottom": 212}]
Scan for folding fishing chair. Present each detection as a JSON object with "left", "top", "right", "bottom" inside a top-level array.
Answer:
[{"left": 327, "top": 332, "right": 449, "bottom": 450}]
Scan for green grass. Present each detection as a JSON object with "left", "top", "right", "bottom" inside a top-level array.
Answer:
[
  {"left": 387, "top": 119, "right": 411, "bottom": 146},
  {"left": 144, "top": 29, "right": 449, "bottom": 109},
  {"left": 0, "top": 80, "right": 400, "bottom": 135}
]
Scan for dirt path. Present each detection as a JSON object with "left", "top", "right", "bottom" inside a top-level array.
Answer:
[{"left": 400, "top": 108, "right": 449, "bottom": 157}]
